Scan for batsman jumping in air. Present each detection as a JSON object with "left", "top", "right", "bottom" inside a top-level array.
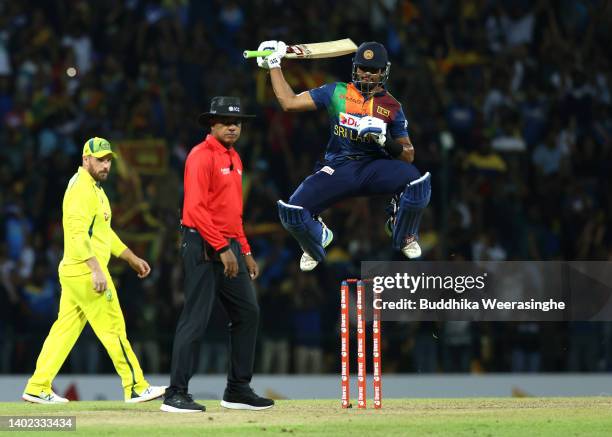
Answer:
[{"left": 256, "top": 40, "right": 431, "bottom": 271}]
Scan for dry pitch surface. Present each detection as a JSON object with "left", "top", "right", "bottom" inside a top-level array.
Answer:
[{"left": 1, "top": 398, "right": 612, "bottom": 436}]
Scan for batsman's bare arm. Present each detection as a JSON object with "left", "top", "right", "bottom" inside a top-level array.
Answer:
[
  {"left": 269, "top": 68, "right": 317, "bottom": 112},
  {"left": 396, "top": 136, "right": 415, "bottom": 163}
]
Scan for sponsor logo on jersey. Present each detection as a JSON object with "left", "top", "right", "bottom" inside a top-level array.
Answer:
[
  {"left": 376, "top": 106, "right": 390, "bottom": 117},
  {"left": 104, "top": 212, "right": 110, "bottom": 221},
  {"left": 221, "top": 167, "right": 231, "bottom": 175},
  {"left": 338, "top": 94, "right": 362, "bottom": 104},
  {"left": 334, "top": 125, "right": 371, "bottom": 142},
  {"left": 339, "top": 112, "right": 362, "bottom": 130}
]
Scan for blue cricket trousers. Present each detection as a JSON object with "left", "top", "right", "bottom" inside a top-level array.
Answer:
[{"left": 289, "top": 158, "right": 421, "bottom": 215}]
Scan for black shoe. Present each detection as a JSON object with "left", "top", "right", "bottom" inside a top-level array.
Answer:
[
  {"left": 160, "top": 391, "right": 205, "bottom": 413},
  {"left": 220, "top": 388, "right": 274, "bottom": 411}
]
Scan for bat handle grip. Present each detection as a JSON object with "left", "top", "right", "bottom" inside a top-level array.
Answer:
[{"left": 243, "top": 49, "right": 273, "bottom": 59}]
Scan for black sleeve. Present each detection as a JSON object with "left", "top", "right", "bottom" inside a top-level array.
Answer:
[{"left": 384, "top": 136, "right": 404, "bottom": 158}]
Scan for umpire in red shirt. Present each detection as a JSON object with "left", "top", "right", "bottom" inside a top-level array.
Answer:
[{"left": 162, "top": 97, "right": 274, "bottom": 413}]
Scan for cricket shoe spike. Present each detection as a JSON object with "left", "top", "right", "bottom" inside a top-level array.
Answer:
[
  {"left": 22, "top": 389, "right": 69, "bottom": 404},
  {"left": 300, "top": 220, "right": 333, "bottom": 271},
  {"left": 401, "top": 235, "right": 422, "bottom": 259}
]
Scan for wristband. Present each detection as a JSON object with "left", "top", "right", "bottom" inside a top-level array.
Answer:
[
  {"left": 244, "top": 252, "right": 252, "bottom": 256},
  {"left": 384, "top": 137, "right": 404, "bottom": 158},
  {"left": 217, "top": 245, "right": 230, "bottom": 254}
]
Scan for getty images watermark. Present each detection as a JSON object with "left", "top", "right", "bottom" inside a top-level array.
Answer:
[
  {"left": 361, "top": 261, "right": 612, "bottom": 322},
  {"left": 371, "top": 272, "right": 565, "bottom": 312}
]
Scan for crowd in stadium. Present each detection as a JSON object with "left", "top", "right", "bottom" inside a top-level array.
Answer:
[{"left": 1, "top": 0, "right": 611, "bottom": 375}]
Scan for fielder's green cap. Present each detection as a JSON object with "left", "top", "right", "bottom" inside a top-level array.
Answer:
[{"left": 82, "top": 137, "right": 117, "bottom": 158}]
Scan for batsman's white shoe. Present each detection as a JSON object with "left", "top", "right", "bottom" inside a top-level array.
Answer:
[
  {"left": 125, "top": 385, "right": 166, "bottom": 403},
  {"left": 22, "top": 390, "right": 69, "bottom": 404},
  {"left": 401, "top": 236, "right": 422, "bottom": 259},
  {"left": 300, "top": 223, "right": 333, "bottom": 272}
]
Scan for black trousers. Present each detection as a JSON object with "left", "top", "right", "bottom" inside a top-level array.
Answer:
[{"left": 168, "top": 229, "right": 259, "bottom": 394}]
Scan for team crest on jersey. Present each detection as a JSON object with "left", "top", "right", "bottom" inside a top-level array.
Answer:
[
  {"left": 104, "top": 212, "right": 110, "bottom": 221},
  {"left": 221, "top": 167, "right": 231, "bottom": 175},
  {"left": 339, "top": 112, "right": 361, "bottom": 130},
  {"left": 376, "top": 106, "right": 390, "bottom": 117}
]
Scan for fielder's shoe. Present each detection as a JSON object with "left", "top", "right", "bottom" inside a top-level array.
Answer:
[
  {"left": 220, "top": 388, "right": 274, "bottom": 411},
  {"left": 300, "top": 220, "right": 333, "bottom": 272},
  {"left": 22, "top": 389, "right": 69, "bottom": 404},
  {"left": 401, "top": 235, "right": 422, "bottom": 259},
  {"left": 160, "top": 391, "right": 205, "bottom": 413},
  {"left": 125, "top": 385, "right": 166, "bottom": 403}
]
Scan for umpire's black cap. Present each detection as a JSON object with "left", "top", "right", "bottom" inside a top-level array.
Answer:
[
  {"left": 353, "top": 42, "right": 389, "bottom": 69},
  {"left": 198, "top": 96, "right": 255, "bottom": 126}
]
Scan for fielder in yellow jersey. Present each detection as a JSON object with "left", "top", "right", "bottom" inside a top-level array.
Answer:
[{"left": 22, "top": 137, "right": 165, "bottom": 404}]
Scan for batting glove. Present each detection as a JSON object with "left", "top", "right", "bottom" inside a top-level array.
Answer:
[
  {"left": 264, "top": 52, "right": 281, "bottom": 70},
  {"left": 256, "top": 40, "right": 286, "bottom": 70},
  {"left": 356, "top": 116, "right": 387, "bottom": 146}
]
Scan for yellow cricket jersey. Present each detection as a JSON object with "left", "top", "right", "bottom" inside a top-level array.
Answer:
[{"left": 59, "top": 166, "right": 127, "bottom": 276}]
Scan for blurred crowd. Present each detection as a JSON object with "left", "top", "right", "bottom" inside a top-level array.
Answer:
[{"left": 1, "top": 0, "right": 612, "bottom": 375}]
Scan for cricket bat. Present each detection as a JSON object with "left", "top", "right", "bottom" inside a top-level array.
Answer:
[{"left": 243, "top": 38, "right": 357, "bottom": 60}]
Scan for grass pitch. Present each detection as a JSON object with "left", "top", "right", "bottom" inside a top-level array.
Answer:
[{"left": 1, "top": 398, "right": 612, "bottom": 436}]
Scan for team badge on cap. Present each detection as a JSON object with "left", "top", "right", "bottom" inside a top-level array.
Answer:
[
  {"left": 364, "top": 50, "right": 374, "bottom": 60},
  {"left": 82, "top": 137, "right": 117, "bottom": 158}
]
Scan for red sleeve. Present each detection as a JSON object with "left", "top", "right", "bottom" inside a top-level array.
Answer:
[
  {"left": 236, "top": 219, "right": 251, "bottom": 254},
  {"left": 183, "top": 150, "right": 228, "bottom": 250}
]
